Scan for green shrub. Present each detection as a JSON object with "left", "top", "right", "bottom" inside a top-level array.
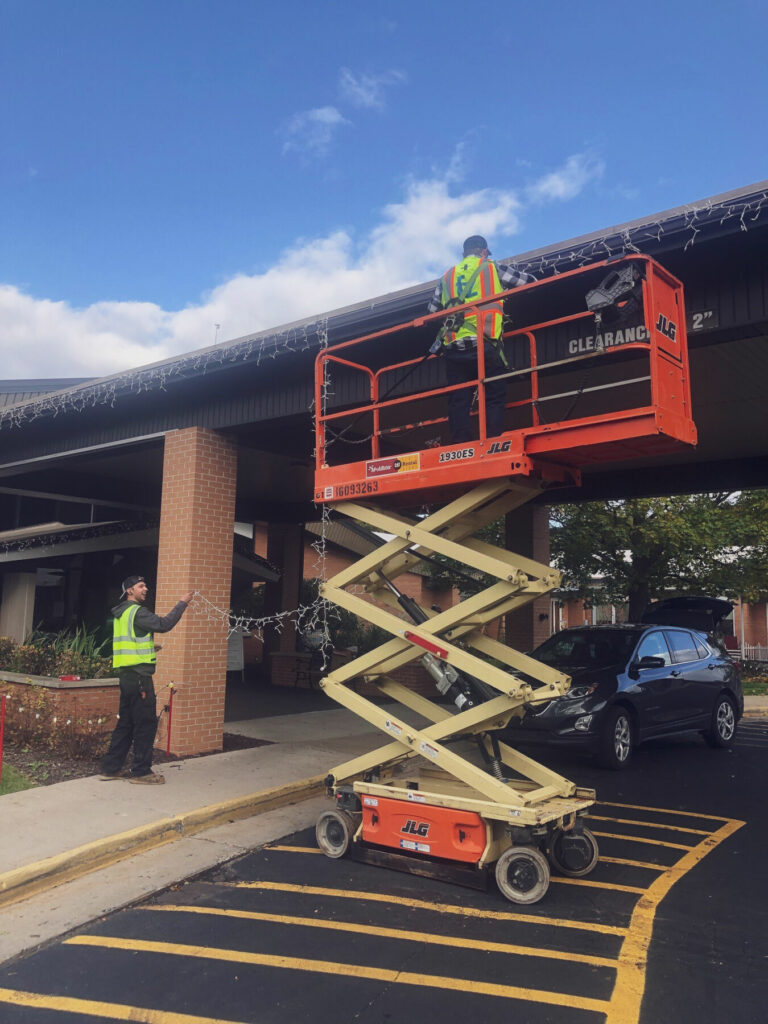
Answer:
[{"left": 0, "top": 627, "right": 111, "bottom": 679}]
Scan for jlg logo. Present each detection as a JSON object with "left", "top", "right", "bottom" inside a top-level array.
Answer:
[
  {"left": 401, "top": 820, "right": 430, "bottom": 837},
  {"left": 655, "top": 313, "right": 677, "bottom": 341},
  {"left": 488, "top": 440, "right": 512, "bottom": 454}
]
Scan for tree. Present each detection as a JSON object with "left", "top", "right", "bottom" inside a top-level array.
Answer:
[{"left": 550, "top": 491, "right": 768, "bottom": 621}]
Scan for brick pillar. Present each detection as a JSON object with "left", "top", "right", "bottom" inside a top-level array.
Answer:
[
  {"left": 154, "top": 428, "right": 237, "bottom": 755},
  {"left": 504, "top": 503, "right": 552, "bottom": 652}
]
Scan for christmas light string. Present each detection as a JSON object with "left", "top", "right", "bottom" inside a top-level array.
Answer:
[{"left": 0, "top": 191, "right": 763, "bottom": 434}]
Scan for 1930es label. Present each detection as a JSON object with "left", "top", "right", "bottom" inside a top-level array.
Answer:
[{"left": 439, "top": 447, "right": 474, "bottom": 462}]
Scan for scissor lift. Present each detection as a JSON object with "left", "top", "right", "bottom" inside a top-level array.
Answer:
[{"left": 311, "top": 255, "right": 696, "bottom": 903}]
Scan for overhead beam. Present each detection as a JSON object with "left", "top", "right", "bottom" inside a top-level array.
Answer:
[{"left": 0, "top": 485, "right": 157, "bottom": 514}]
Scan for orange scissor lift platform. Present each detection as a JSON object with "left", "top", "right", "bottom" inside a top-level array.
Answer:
[{"left": 311, "top": 255, "right": 696, "bottom": 903}]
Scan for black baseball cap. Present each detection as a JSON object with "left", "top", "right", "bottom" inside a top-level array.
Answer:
[
  {"left": 121, "top": 575, "right": 145, "bottom": 597},
  {"left": 463, "top": 235, "right": 490, "bottom": 255}
]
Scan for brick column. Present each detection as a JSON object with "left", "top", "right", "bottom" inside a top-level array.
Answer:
[
  {"left": 504, "top": 503, "right": 552, "bottom": 653},
  {"left": 154, "top": 427, "right": 237, "bottom": 755}
]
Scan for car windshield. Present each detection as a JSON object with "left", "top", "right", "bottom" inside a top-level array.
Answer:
[{"left": 532, "top": 629, "right": 644, "bottom": 668}]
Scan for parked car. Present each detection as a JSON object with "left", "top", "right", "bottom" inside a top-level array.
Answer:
[{"left": 506, "top": 597, "right": 743, "bottom": 769}]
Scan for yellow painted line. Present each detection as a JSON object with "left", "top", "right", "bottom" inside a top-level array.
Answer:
[
  {"left": 0, "top": 986, "right": 248, "bottom": 1023},
  {"left": 599, "top": 856, "right": 666, "bottom": 871},
  {"left": 587, "top": 814, "right": 710, "bottom": 837},
  {"left": 596, "top": 800, "right": 729, "bottom": 823},
  {"left": 145, "top": 903, "right": 619, "bottom": 968},
  {"left": 278, "top": 839, "right": 667, "bottom": 880},
  {"left": 591, "top": 831, "right": 694, "bottom": 851},
  {"left": 269, "top": 844, "right": 644, "bottom": 893},
  {"left": 550, "top": 877, "right": 647, "bottom": 895},
  {"left": 607, "top": 817, "right": 745, "bottom": 1024},
  {"left": 269, "top": 845, "right": 321, "bottom": 853},
  {"left": 225, "top": 880, "right": 628, "bottom": 937},
  {"left": 65, "top": 935, "right": 610, "bottom": 1014}
]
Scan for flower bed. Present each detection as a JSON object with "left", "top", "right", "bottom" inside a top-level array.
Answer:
[{"left": 1, "top": 675, "right": 118, "bottom": 760}]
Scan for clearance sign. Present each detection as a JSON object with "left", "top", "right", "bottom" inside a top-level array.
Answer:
[{"left": 366, "top": 453, "right": 421, "bottom": 478}]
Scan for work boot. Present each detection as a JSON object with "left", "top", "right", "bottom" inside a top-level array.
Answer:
[
  {"left": 100, "top": 769, "right": 129, "bottom": 781},
  {"left": 129, "top": 771, "right": 166, "bottom": 785}
]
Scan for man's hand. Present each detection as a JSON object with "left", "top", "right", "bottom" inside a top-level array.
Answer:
[{"left": 181, "top": 591, "right": 194, "bottom": 604}]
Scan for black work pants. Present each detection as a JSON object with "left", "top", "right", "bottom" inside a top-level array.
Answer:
[
  {"left": 444, "top": 343, "right": 507, "bottom": 444},
  {"left": 101, "top": 668, "right": 158, "bottom": 777}
]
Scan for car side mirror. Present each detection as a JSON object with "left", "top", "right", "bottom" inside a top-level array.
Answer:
[{"left": 638, "top": 655, "right": 666, "bottom": 669}]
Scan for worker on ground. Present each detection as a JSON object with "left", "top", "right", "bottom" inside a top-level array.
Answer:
[
  {"left": 428, "top": 235, "right": 534, "bottom": 443},
  {"left": 101, "top": 575, "right": 193, "bottom": 785}
]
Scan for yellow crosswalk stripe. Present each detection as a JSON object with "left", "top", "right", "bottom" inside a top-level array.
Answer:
[
  {"left": 65, "top": 935, "right": 610, "bottom": 1014},
  {"left": 143, "top": 903, "right": 619, "bottom": 969},
  {"left": 221, "top": 880, "right": 629, "bottom": 936},
  {"left": 0, "top": 987, "right": 248, "bottom": 1024}
]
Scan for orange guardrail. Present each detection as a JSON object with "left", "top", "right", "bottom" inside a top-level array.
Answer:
[{"left": 314, "top": 255, "right": 696, "bottom": 503}]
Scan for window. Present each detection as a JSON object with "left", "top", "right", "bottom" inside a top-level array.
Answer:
[
  {"left": 636, "top": 632, "right": 672, "bottom": 667},
  {"left": 533, "top": 629, "right": 643, "bottom": 667},
  {"left": 694, "top": 635, "right": 710, "bottom": 659},
  {"left": 664, "top": 630, "right": 700, "bottom": 665}
]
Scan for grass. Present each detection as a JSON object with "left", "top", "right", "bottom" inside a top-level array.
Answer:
[
  {"left": 0, "top": 762, "right": 35, "bottom": 796},
  {"left": 742, "top": 677, "right": 768, "bottom": 697}
]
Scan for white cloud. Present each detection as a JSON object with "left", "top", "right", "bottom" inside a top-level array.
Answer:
[
  {"left": 280, "top": 106, "right": 350, "bottom": 157},
  {"left": 0, "top": 154, "right": 601, "bottom": 379},
  {"left": 526, "top": 153, "right": 605, "bottom": 203},
  {"left": 338, "top": 68, "right": 407, "bottom": 110}
]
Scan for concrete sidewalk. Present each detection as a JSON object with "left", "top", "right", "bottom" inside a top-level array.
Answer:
[
  {"left": 0, "top": 702, "right": 389, "bottom": 963},
  {"left": 0, "top": 694, "right": 765, "bottom": 965}
]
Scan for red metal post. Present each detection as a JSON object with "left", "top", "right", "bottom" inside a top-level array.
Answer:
[
  {"left": 0, "top": 694, "right": 5, "bottom": 782},
  {"left": 166, "top": 684, "right": 175, "bottom": 756}
]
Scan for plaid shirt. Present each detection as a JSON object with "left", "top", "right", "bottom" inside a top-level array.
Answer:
[{"left": 428, "top": 260, "right": 535, "bottom": 350}]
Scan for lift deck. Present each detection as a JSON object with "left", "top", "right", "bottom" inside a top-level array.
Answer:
[{"left": 311, "top": 255, "right": 696, "bottom": 903}]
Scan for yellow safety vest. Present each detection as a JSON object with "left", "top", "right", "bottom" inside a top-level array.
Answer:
[
  {"left": 112, "top": 604, "right": 157, "bottom": 669},
  {"left": 440, "top": 256, "right": 504, "bottom": 347}
]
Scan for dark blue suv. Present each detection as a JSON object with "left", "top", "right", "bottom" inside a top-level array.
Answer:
[{"left": 507, "top": 597, "right": 743, "bottom": 769}]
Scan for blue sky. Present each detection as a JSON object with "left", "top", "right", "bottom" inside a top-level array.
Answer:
[{"left": 1, "top": 0, "right": 766, "bottom": 377}]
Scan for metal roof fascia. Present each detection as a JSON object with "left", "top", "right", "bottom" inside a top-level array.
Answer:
[{"left": 4, "top": 179, "right": 767, "bottom": 423}]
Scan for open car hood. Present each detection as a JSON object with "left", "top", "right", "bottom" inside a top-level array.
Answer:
[{"left": 640, "top": 596, "right": 733, "bottom": 632}]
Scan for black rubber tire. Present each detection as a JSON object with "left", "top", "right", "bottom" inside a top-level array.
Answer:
[
  {"left": 315, "top": 809, "right": 355, "bottom": 859},
  {"left": 704, "top": 694, "right": 737, "bottom": 749},
  {"left": 598, "top": 706, "right": 634, "bottom": 770},
  {"left": 548, "top": 826, "right": 600, "bottom": 877},
  {"left": 495, "top": 846, "right": 550, "bottom": 904}
]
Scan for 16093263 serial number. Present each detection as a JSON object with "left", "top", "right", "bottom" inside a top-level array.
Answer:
[
  {"left": 335, "top": 481, "right": 380, "bottom": 497},
  {"left": 439, "top": 448, "right": 475, "bottom": 462}
]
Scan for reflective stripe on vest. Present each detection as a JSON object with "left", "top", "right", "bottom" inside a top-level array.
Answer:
[
  {"left": 113, "top": 603, "right": 157, "bottom": 668},
  {"left": 440, "top": 256, "right": 504, "bottom": 347}
]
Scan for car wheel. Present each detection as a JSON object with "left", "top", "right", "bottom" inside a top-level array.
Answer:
[
  {"left": 495, "top": 846, "right": 551, "bottom": 904},
  {"left": 704, "top": 694, "right": 737, "bottom": 749},
  {"left": 598, "top": 707, "right": 634, "bottom": 770}
]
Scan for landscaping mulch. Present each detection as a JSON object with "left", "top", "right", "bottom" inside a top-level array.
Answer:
[{"left": 1, "top": 733, "right": 273, "bottom": 789}]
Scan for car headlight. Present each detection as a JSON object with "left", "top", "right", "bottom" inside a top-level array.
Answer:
[{"left": 563, "top": 684, "right": 597, "bottom": 700}]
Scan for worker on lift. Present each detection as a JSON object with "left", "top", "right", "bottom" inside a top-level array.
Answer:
[{"left": 428, "top": 235, "right": 534, "bottom": 443}]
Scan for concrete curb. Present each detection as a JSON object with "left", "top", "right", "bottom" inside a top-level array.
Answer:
[{"left": 0, "top": 773, "right": 325, "bottom": 910}]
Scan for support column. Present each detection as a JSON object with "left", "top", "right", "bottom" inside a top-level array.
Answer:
[
  {"left": 0, "top": 573, "right": 36, "bottom": 642},
  {"left": 262, "top": 522, "right": 304, "bottom": 686},
  {"left": 154, "top": 428, "right": 237, "bottom": 755},
  {"left": 504, "top": 503, "right": 552, "bottom": 652}
]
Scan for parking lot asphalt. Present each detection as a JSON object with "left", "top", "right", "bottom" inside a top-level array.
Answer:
[{"left": 0, "top": 718, "right": 765, "bottom": 1024}]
